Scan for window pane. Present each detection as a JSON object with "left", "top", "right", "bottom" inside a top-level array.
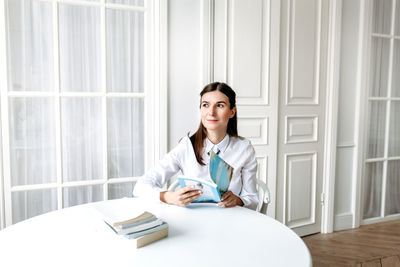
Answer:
[
  {"left": 59, "top": 5, "right": 101, "bottom": 92},
  {"left": 6, "top": 0, "right": 54, "bottom": 91},
  {"left": 63, "top": 185, "right": 103, "bottom": 208},
  {"left": 369, "top": 37, "right": 390, "bottom": 97},
  {"left": 388, "top": 101, "right": 400, "bottom": 156},
  {"left": 107, "top": 98, "right": 144, "bottom": 178},
  {"left": 61, "top": 98, "right": 103, "bottom": 181},
  {"left": 106, "top": 9, "right": 144, "bottom": 92},
  {"left": 385, "top": 160, "right": 400, "bottom": 216},
  {"left": 9, "top": 98, "right": 57, "bottom": 186},
  {"left": 106, "top": 0, "right": 144, "bottom": 6},
  {"left": 363, "top": 162, "right": 383, "bottom": 219},
  {"left": 395, "top": 0, "right": 400, "bottom": 36},
  {"left": 393, "top": 41, "right": 400, "bottom": 97},
  {"left": 108, "top": 182, "right": 135, "bottom": 200},
  {"left": 366, "top": 101, "right": 386, "bottom": 159},
  {"left": 372, "top": 0, "right": 393, "bottom": 34},
  {"left": 12, "top": 189, "right": 57, "bottom": 224}
]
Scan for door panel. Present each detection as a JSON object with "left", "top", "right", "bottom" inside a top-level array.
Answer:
[
  {"left": 211, "top": 0, "right": 280, "bottom": 217},
  {"left": 277, "top": 0, "right": 329, "bottom": 236}
]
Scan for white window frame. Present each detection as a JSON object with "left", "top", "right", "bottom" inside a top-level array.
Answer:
[
  {"left": 0, "top": 0, "right": 167, "bottom": 228},
  {"left": 354, "top": 0, "right": 400, "bottom": 227}
]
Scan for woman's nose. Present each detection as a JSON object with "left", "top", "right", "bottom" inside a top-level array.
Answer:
[{"left": 208, "top": 106, "right": 216, "bottom": 115}]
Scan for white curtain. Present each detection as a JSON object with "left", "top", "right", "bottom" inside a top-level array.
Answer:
[
  {"left": 6, "top": 0, "right": 144, "bottom": 223},
  {"left": 363, "top": 0, "right": 400, "bottom": 219}
]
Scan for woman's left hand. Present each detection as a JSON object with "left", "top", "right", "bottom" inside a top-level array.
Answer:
[{"left": 217, "top": 191, "right": 244, "bottom": 208}]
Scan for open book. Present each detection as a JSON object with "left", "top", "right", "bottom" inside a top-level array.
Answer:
[{"left": 178, "top": 150, "right": 233, "bottom": 203}]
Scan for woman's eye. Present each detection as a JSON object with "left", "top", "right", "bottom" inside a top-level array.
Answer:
[
  {"left": 202, "top": 103, "right": 208, "bottom": 108},
  {"left": 217, "top": 104, "right": 224, "bottom": 108}
]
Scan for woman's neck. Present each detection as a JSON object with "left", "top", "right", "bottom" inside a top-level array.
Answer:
[{"left": 206, "top": 130, "right": 227, "bottom": 144}]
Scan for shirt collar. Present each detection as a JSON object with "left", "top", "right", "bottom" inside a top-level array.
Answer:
[{"left": 205, "top": 134, "right": 230, "bottom": 155}]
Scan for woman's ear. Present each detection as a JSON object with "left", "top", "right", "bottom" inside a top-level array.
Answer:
[{"left": 230, "top": 107, "right": 237, "bottom": 118}]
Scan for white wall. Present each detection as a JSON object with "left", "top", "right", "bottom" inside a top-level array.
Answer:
[
  {"left": 168, "top": 0, "right": 202, "bottom": 150},
  {"left": 334, "top": 0, "right": 361, "bottom": 231}
]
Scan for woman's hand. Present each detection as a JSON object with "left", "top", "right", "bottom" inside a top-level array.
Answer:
[
  {"left": 160, "top": 186, "right": 202, "bottom": 206},
  {"left": 217, "top": 191, "right": 244, "bottom": 208}
]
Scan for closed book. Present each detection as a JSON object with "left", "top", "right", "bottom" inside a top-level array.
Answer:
[
  {"left": 125, "top": 222, "right": 169, "bottom": 240},
  {"left": 93, "top": 199, "right": 154, "bottom": 228},
  {"left": 117, "top": 215, "right": 157, "bottom": 229},
  {"left": 131, "top": 226, "right": 169, "bottom": 248},
  {"left": 112, "top": 218, "right": 164, "bottom": 235}
]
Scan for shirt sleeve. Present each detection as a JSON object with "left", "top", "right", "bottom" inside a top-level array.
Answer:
[
  {"left": 238, "top": 141, "right": 259, "bottom": 211},
  {"left": 132, "top": 139, "right": 185, "bottom": 202}
]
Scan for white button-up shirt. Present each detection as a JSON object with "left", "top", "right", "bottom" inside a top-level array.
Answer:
[{"left": 133, "top": 135, "right": 259, "bottom": 210}]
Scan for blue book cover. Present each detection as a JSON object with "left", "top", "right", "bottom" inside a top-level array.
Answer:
[
  {"left": 209, "top": 150, "right": 233, "bottom": 194},
  {"left": 177, "top": 151, "right": 233, "bottom": 203},
  {"left": 178, "top": 177, "right": 221, "bottom": 203}
]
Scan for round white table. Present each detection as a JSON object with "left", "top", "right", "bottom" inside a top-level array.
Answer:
[{"left": 0, "top": 198, "right": 311, "bottom": 267}]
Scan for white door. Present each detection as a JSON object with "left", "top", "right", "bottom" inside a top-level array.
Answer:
[
  {"left": 276, "top": 0, "right": 329, "bottom": 236},
  {"left": 207, "top": 0, "right": 331, "bottom": 236},
  {"left": 205, "top": 0, "right": 280, "bottom": 217}
]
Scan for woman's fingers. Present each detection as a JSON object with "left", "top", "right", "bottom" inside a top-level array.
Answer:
[{"left": 176, "top": 188, "right": 202, "bottom": 206}]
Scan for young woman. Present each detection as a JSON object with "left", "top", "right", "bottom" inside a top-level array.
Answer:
[{"left": 133, "top": 82, "right": 258, "bottom": 210}]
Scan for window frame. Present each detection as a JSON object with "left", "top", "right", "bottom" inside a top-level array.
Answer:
[{"left": 0, "top": 0, "right": 167, "bottom": 228}]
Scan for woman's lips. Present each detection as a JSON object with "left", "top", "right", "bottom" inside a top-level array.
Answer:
[{"left": 207, "top": 119, "right": 218, "bottom": 122}]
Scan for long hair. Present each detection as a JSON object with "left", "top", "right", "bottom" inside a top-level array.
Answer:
[{"left": 190, "top": 82, "right": 238, "bottom": 165}]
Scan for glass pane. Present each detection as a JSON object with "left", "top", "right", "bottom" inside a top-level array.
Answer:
[
  {"left": 63, "top": 185, "right": 103, "bottom": 208},
  {"left": 389, "top": 101, "right": 400, "bottom": 156},
  {"left": 12, "top": 189, "right": 57, "bottom": 224},
  {"left": 369, "top": 37, "right": 390, "bottom": 97},
  {"left": 363, "top": 162, "right": 383, "bottom": 219},
  {"left": 108, "top": 182, "right": 135, "bottom": 200},
  {"left": 9, "top": 98, "right": 57, "bottom": 186},
  {"left": 6, "top": 0, "right": 54, "bottom": 91},
  {"left": 393, "top": 41, "right": 400, "bottom": 97},
  {"left": 106, "top": 0, "right": 144, "bottom": 6},
  {"left": 107, "top": 98, "right": 144, "bottom": 178},
  {"left": 59, "top": 4, "right": 101, "bottom": 92},
  {"left": 61, "top": 98, "right": 103, "bottom": 181},
  {"left": 366, "top": 101, "right": 386, "bottom": 159},
  {"left": 395, "top": 0, "right": 400, "bottom": 36},
  {"left": 385, "top": 160, "right": 400, "bottom": 215},
  {"left": 106, "top": 9, "right": 144, "bottom": 92},
  {"left": 372, "top": 0, "right": 393, "bottom": 34}
]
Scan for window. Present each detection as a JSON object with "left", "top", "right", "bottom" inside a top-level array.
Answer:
[
  {"left": 363, "top": 0, "right": 400, "bottom": 221},
  {"left": 0, "top": 0, "right": 166, "bottom": 227}
]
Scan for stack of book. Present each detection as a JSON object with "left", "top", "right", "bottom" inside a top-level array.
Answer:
[
  {"left": 104, "top": 211, "right": 168, "bottom": 248},
  {"left": 94, "top": 200, "right": 168, "bottom": 248}
]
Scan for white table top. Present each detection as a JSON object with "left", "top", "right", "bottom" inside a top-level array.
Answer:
[{"left": 0, "top": 198, "right": 311, "bottom": 267}]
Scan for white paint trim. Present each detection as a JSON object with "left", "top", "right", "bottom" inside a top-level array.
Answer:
[
  {"left": 200, "top": 0, "right": 214, "bottom": 85},
  {"left": 52, "top": 0, "right": 63, "bottom": 210},
  {"left": 336, "top": 143, "right": 356, "bottom": 148},
  {"left": 267, "top": 0, "right": 281, "bottom": 219},
  {"left": 334, "top": 212, "right": 353, "bottom": 231},
  {"left": 0, "top": 0, "right": 7, "bottom": 230},
  {"left": 321, "top": 0, "right": 342, "bottom": 234},
  {"left": 153, "top": 0, "right": 168, "bottom": 161},
  {"left": 0, "top": 0, "right": 12, "bottom": 227},
  {"left": 100, "top": 0, "right": 108, "bottom": 202},
  {"left": 352, "top": 0, "right": 373, "bottom": 229},
  {"left": 362, "top": 214, "right": 400, "bottom": 225}
]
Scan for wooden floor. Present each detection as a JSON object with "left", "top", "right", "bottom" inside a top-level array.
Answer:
[{"left": 302, "top": 220, "right": 400, "bottom": 267}]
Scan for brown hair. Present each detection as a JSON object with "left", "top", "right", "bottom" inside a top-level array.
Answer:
[{"left": 190, "top": 82, "right": 238, "bottom": 165}]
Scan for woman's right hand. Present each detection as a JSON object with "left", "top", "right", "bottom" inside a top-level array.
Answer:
[{"left": 160, "top": 186, "right": 202, "bottom": 206}]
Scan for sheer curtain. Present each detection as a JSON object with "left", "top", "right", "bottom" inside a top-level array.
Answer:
[
  {"left": 5, "top": 0, "right": 145, "bottom": 224},
  {"left": 363, "top": 0, "right": 400, "bottom": 219}
]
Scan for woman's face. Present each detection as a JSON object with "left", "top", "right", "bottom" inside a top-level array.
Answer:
[{"left": 200, "top": 90, "right": 236, "bottom": 133}]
